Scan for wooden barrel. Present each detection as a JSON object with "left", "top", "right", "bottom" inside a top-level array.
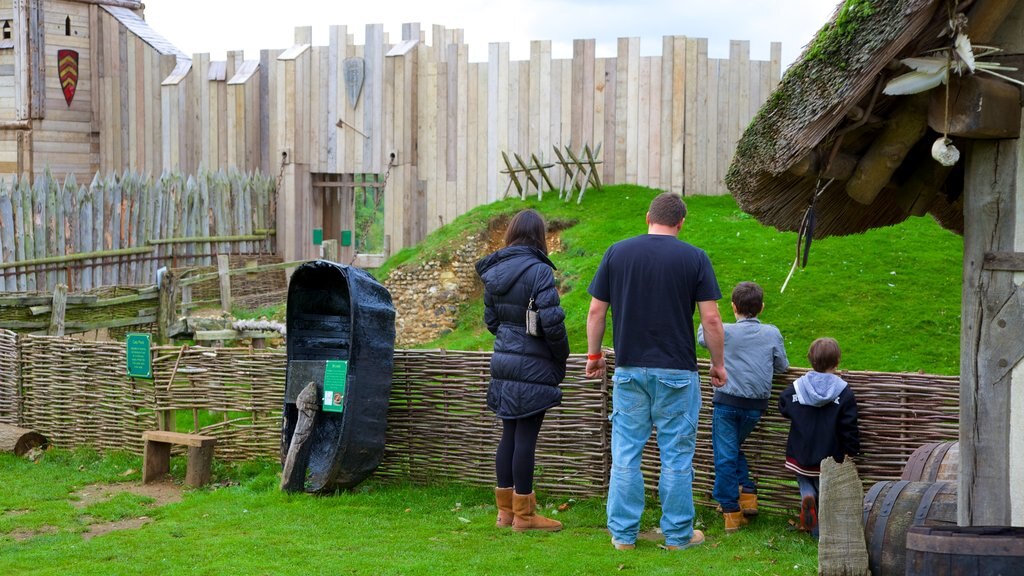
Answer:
[
  {"left": 906, "top": 526, "right": 1024, "bottom": 575},
  {"left": 862, "top": 481, "right": 957, "bottom": 576},
  {"left": 901, "top": 441, "right": 959, "bottom": 482}
]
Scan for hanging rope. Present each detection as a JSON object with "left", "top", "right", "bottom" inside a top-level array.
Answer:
[{"left": 781, "top": 177, "right": 833, "bottom": 293}]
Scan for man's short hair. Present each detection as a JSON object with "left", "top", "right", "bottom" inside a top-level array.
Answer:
[
  {"left": 808, "top": 337, "right": 841, "bottom": 372},
  {"left": 731, "top": 281, "right": 763, "bottom": 317},
  {"left": 648, "top": 192, "right": 687, "bottom": 227}
]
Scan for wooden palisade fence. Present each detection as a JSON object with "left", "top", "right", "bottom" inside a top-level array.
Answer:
[
  {"left": 0, "top": 169, "right": 276, "bottom": 293},
  {"left": 0, "top": 330, "right": 959, "bottom": 510},
  {"left": 1, "top": 0, "right": 782, "bottom": 262}
]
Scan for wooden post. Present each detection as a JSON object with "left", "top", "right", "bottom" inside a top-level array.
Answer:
[
  {"left": 157, "top": 269, "right": 177, "bottom": 345},
  {"left": 217, "top": 255, "right": 232, "bottom": 313},
  {"left": 321, "top": 239, "right": 339, "bottom": 263},
  {"left": 960, "top": 138, "right": 1024, "bottom": 527},
  {"left": 48, "top": 284, "right": 67, "bottom": 336}
]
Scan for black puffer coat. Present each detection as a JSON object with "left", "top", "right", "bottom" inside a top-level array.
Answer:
[{"left": 476, "top": 245, "right": 569, "bottom": 419}]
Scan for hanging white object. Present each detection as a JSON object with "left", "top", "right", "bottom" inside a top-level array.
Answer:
[
  {"left": 883, "top": 68, "right": 948, "bottom": 95},
  {"left": 954, "top": 33, "right": 976, "bottom": 73},
  {"left": 931, "top": 137, "right": 960, "bottom": 166}
]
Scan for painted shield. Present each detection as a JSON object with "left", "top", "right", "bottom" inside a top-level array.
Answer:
[
  {"left": 343, "top": 57, "right": 364, "bottom": 109},
  {"left": 58, "top": 49, "right": 79, "bottom": 106}
]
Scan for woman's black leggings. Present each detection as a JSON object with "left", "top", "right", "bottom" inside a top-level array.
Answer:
[{"left": 495, "top": 411, "right": 545, "bottom": 494}]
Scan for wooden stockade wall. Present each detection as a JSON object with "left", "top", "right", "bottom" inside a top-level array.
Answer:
[
  {"left": 212, "top": 30, "right": 783, "bottom": 262},
  {"left": 0, "top": 169, "right": 276, "bottom": 293},
  {"left": 1, "top": 3, "right": 781, "bottom": 261},
  {"left": 0, "top": 330, "right": 959, "bottom": 509}
]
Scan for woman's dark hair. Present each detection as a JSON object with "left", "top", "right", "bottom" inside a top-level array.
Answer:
[
  {"left": 504, "top": 209, "right": 548, "bottom": 254},
  {"left": 648, "top": 192, "right": 687, "bottom": 226},
  {"left": 808, "top": 337, "right": 842, "bottom": 372}
]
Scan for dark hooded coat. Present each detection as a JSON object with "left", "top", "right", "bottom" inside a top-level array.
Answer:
[{"left": 475, "top": 245, "right": 569, "bottom": 419}]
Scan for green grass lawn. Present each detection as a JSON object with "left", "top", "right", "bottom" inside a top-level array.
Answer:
[
  {"left": 390, "top": 186, "right": 962, "bottom": 375},
  {"left": 0, "top": 450, "right": 818, "bottom": 576}
]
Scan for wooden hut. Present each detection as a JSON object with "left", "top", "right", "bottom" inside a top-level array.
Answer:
[
  {"left": 0, "top": 0, "right": 187, "bottom": 183},
  {"left": 727, "top": 0, "right": 1023, "bottom": 527}
]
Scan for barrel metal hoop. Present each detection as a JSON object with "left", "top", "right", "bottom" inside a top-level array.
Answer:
[
  {"left": 913, "top": 481, "right": 947, "bottom": 525},
  {"left": 902, "top": 442, "right": 936, "bottom": 481},
  {"left": 930, "top": 441, "right": 954, "bottom": 480},
  {"left": 870, "top": 480, "right": 911, "bottom": 576},
  {"left": 863, "top": 481, "right": 888, "bottom": 526}
]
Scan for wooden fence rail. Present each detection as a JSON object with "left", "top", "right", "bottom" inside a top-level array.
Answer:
[
  {"left": 0, "top": 169, "right": 277, "bottom": 293},
  {"left": 0, "top": 331, "right": 959, "bottom": 511},
  {"left": 0, "top": 255, "right": 292, "bottom": 336}
]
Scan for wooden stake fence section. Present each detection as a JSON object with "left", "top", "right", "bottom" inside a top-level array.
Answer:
[
  {"left": 0, "top": 330, "right": 960, "bottom": 509},
  {"left": 0, "top": 169, "right": 276, "bottom": 293}
]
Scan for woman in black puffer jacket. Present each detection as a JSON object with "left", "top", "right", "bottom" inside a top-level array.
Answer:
[{"left": 476, "top": 209, "right": 569, "bottom": 533}]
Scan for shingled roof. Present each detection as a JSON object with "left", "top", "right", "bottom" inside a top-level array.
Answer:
[{"left": 726, "top": 0, "right": 977, "bottom": 238}]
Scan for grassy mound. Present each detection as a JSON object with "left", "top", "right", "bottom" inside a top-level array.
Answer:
[{"left": 381, "top": 185, "right": 962, "bottom": 375}]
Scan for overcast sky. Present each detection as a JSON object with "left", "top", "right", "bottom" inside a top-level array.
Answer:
[{"left": 144, "top": 0, "right": 839, "bottom": 69}]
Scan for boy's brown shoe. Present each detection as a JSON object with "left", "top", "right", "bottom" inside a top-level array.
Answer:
[
  {"left": 723, "top": 511, "right": 749, "bottom": 532},
  {"left": 739, "top": 491, "right": 759, "bottom": 516}
]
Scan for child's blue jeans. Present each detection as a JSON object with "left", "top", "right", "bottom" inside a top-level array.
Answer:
[{"left": 711, "top": 403, "right": 763, "bottom": 512}]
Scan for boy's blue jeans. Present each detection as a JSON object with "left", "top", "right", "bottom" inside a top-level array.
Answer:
[
  {"left": 711, "top": 403, "right": 763, "bottom": 512},
  {"left": 606, "top": 366, "right": 701, "bottom": 547}
]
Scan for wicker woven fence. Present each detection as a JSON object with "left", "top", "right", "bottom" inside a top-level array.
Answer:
[{"left": 0, "top": 330, "right": 959, "bottom": 511}]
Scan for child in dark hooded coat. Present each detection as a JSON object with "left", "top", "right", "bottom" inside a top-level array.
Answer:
[{"left": 779, "top": 337, "right": 860, "bottom": 538}]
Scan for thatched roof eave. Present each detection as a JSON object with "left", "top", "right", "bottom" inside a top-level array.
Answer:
[{"left": 725, "top": 0, "right": 965, "bottom": 238}]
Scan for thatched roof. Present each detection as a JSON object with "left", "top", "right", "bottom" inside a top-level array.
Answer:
[{"left": 726, "top": 0, "right": 988, "bottom": 238}]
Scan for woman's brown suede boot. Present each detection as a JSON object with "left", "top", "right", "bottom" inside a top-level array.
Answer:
[
  {"left": 495, "top": 487, "right": 514, "bottom": 528},
  {"left": 512, "top": 492, "right": 562, "bottom": 532}
]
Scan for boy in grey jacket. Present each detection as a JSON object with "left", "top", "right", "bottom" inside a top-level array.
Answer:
[{"left": 698, "top": 281, "right": 788, "bottom": 531}]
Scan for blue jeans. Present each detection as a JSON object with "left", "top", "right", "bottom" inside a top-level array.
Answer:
[
  {"left": 607, "top": 366, "right": 701, "bottom": 547},
  {"left": 711, "top": 403, "right": 763, "bottom": 512},
  {"left": 797, "top": 474, "right": 820, "bottom": 538}
]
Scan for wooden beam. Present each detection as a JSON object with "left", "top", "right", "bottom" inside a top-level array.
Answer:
[
  {"left": 894, "top": 160, "right": 954, "bottom": 217},
  {"left": 983, "top": 251, "right": 1024, "bottom": 271},
  {"left": 789, "top": 150, "right": 859, "bottom": 180},
  {"left": 0, "top": 246, "right": 154, "bottom": 269},
  {"left": 66, "top": 0, "right": 143, "bottom": 9},
  {"left": 967, "top": 0, "right": 1022, "bottom": 43},
  {"left": 960, "top": 138, "right": 1021, "bottom": 526},
  {"left": 929, "top": 75, "right": 1022, "bottom": 139},
  {"left": 0, "top": 121, "right": 32, "bottom": 131},
  {"left": 846, "top": 94, "right": 930, "bottom": 205}
]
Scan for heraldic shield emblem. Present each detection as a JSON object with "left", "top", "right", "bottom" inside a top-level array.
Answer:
[{"left": 58, "top": 49, "right": 79, "bottom": 106}]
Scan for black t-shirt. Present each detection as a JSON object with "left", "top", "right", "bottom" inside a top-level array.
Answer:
[{"left": 588, "top": 234, "right": 721, "bottom": 370}]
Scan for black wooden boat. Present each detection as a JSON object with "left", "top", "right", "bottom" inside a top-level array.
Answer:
[{"left": 280, "top": 260, "right": 395, "bottom": 493}]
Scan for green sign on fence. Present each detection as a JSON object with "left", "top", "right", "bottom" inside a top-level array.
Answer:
[
  {"left": 125, "top": 333, "right": 152, "bottom": 379},
  {"left": 322, "top": 360, "right": 348, "bottom": 413},
  {"left": 312, "top": 228, "right": 323, "bottom": 245}
]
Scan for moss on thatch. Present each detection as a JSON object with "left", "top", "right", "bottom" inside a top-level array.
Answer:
[{"left": 726, "top": 0, "right": 943, "bottom": 237}]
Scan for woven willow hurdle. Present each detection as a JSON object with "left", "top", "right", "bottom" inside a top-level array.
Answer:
[
  {"left": 1, "top": 330, "right": 959, "bottom": 511},
  {"left": 0, "top": 330, "right": 18, "bottom": 424}
]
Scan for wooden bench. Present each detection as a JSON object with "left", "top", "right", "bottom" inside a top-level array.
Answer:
[{"left": 142, "top": 431, "right": 217, "bottom": 488}]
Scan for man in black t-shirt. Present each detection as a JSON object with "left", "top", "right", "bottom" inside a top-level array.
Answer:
[{"left": 585, "top": 192, "right": 726, "bottom": 551}]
